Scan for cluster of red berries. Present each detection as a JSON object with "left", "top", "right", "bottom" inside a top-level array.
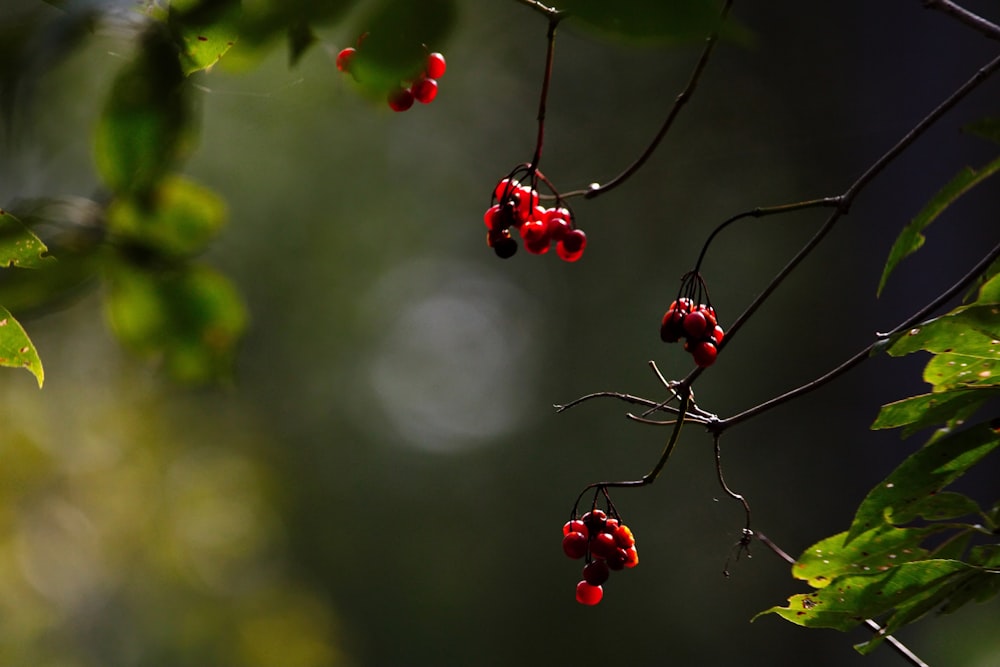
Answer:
[
  {"left": 484, "top": 177, "right": 587, "bottom": 261},
  {"left": 336, "top": 42, "right": 446, "bottom": 112},
  {"left": 659, "top": 297, "right": 725, "bottom": 367},
  {"left": 561, "top": 509, "right": 639, "bottom": 606}
]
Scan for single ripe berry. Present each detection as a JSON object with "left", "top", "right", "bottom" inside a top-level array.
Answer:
[
  {"left": 487, "top": 229, "right": 518, "bottom": 259},
  {"left": 691, "top": 340, "right": 718, "bottom": 368},
  {"left": 591, "top": 532, "right": 618, "bottom": 559},
  {"left": 387, "top": 86, "right": 414, "bottom": 112},
  {"left": 514, "top": 185, "right": 538, "bottom": 221},
  {"left": 563, "top": 520, "right": 589, "bottom": 539},
  {"left": 682, "top": 310, "right": 709, "bottom": 339},
  {"left": 544, "top": 209, "right": 572, "bottom": 241},
  {"left": 583, "top": 559, "right": 610, "bottom": 586},
  {"left": 660, "top": 309, "right": 685, "bottom": 343},
  {"left": 556, "top": 228, "right": 586, "bottom": 262},
  {"left": 520, "top": 219, "right": 550, "bottom": 254},
  {"left": 581, "top": 509, "right": 607, "bottom": 534},
  {"left": 562, "top": 532, "right": 589, "bottom": 560},
  {"left": 494, "top": 178, "right": 519, "bottom": 203},
  {"left": 623, "top": 546, "right": 640, "bottom": 568},
  {"left": 575, "top": 581, "right": 603, "bottom": 606},
  {"left": 712, "top": 325, "right": 725, "bottom": 345},
  {"left": 335, "top": 47, "right": 356, "bottom": 73},
  {"left": 411, "top": 77, "right": 438, "bottom": 104},
  {"left": 425, "top": 52, "right": 447, "bottom": 79},
  {"left": 606, "top": 548, "right": 627, "bottom": 571}
]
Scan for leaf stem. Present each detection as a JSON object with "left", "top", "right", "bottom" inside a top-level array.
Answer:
[{"left": 923, "top": 0, "right": 1000, "bottom": 40}]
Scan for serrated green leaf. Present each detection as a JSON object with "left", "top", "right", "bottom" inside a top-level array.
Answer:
[
  {"left": 106, "top": 176, "right": 226, "bottom": 257},
  {"left": 104, "top": 262, "right": 247, "bottom": 383},
  {"left": 964, "top": 117, "right": 1000, "bottom": 144},
  {"left": 756, "top": 559, "right": 972, "bottom": 632},
  {"left": 166, "top": 0, "right": 241, "bottom": 75},
  {"left": 846, "top": 423, "right": 1000, "bottom": 543},
  {"left": 0, "top": 208, "right": 53, "bottom": 269},
  {"left": 0, "top": 305, "right": 43, "bottom": 387},
  {"left": 878, "top": 156, "right": 1000, "bottom": 295},
  {"left": 791, "top": 525, "right": 935, "bottom": 588},
  {"left": 557, "top": 0, "right": 750, "bottom": 46},
  {"left": 871, "top": 388, "right": 998, "bottom": 436},
  {"left": 93, "top": 25, "right": 194, "bottom": 196}
]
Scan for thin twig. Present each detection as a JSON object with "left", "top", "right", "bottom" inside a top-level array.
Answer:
[
  {"left": 924, "top": 0, "right": 1000, "bottom": 40},
  {"left": 513, "top": 0, "right": 563, "bottom": 20}
]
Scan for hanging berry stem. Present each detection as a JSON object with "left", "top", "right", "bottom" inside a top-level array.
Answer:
[{"left": 529, "top": 15, "right": 564, "bottom": 173}]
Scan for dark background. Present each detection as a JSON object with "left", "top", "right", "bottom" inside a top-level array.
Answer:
[{"left": 0, "top": 1, "right": 998, "bottom": 665}]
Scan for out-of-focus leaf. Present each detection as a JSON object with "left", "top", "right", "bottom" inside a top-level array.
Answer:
[
  {"left": 557, "top": 0, "right": 751, "bottom": 46},
  {"left": 104, "top": 262, "right": 247, "bottom": 383},
  {"left": 347, "top": 0, "right": 457, "bottom": 97},
  {"left": 166, "top": 0, "right": 241, "bottom": 75},
  {"left": 287, "top": 21, "right": 317, "bottom": 67},
  {"left": 756, "top": 559, "right": 972, "bottom": 632},
  {"left": 872, "top": 388, "right": 999, "bottom": 436},
  {"left": 846, "top": 422, "right": 1000, "bottom": 543},
  {"left": 790, "top": 525, "right": 936, "bottom": 588},
  {"left": 93, "top": 25, "right": 194, "bottom": 196},
  {"left": 0, "top": 208, "right": 52, "bottom": 269},
  {"left": 0, "top": 304, "right": 43, "bottom": 387},
  {"left": 878, "top": 156, "right": 1000, "bottom": 295},
  {"left": 229, "top": 0, "right": 359, "bottom": 69},
  {"left": 107, "top": 176, "right": 226, "bottom": 257},
  {"left": 964, "top": 117, "right": 1000, "bottom": 144},
  {"left": 885, "top": 491, "right": 982, "bottom": 525}
]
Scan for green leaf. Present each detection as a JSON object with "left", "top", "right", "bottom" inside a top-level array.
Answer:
[
  {"left": 922, "top": 350, "right": 1000, "bottom": 392},
  {"left": 964, "top": 117, "right": 1000, "bottom": 144},
  {"left": 846, "top": 423, "right": 1000, "bottom": 543},
  {"left": 878, "top": 156, "right": 1000, "bottom": 295},
  {"left": 756, "top": 559, "right": 972, "bottom": 632},
  {"left": 106, "top": 176, "right": 226, "bottom": 257},
  {"left": 93, "top": 25, "right": 194, "bottom": 196},
  {"left": 0, "top": 305, "right": 44, "bottom": 387},
  {"left": 104, "top": 262, "right": 247, "bottom": 383},
  {"left": 0, "top": 208, "right": 53, "bottom": 269},
  {"left": 872, "top": 388, "right": 999, "bottom": 436},
  {"left": 790, "top": 525, "right": 935, "bottom": 588},
  {"left": 166, "top": 0, "right": 241, "bottom": 75},
  {"left": 557, "top": 0, "right": 751, "bottom": 46}
]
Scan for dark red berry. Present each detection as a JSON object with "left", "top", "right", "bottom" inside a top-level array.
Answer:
[
  {"left": 660, "top": 309, "right": 685, "bottom": 343},
  {"left": 691, "top": 340, "right": 718, "bottom": 367},
  {"left": 682, "top": 310, "right": 709, "bottom": 339},
  {"left": 556, "top": 228, "right": 586, "bottom": 262},
  {"left": 575, "top": 581, "right": 603, "bottom": 606},
  {"left": 712, "top": 325, "right": 725, "bottom": 345},
  {"left": 604, "top": 518, "right": 620, "bottom": 532},
  {"left": 387, "top": 87, "right": 414, "bottom": 112},
  {"left": 412, "top": 77, "right": 438, "bottom": 104},
  {"left": 515, "top": 186, "right": 537, "bottom": 221},
  {"left": 583, "top": 559, "right": 610, "bottom": 586},
  {"left": 425, "top": 52, "right": 446, "bottom": 79},
  {"left": 563, "top": 520, "right": 589, "bottom": 539},
  {"left": 520, "top": 219, "right": 550, "bottom": 254},
  {"left": 591, "top": 532, "right": 617, "bottom": 559},
  {"left": 487, "top": 229, "right": 518, "bottom": 259},
  {"left": 606, "top": 548, "right": 627, "bottom": 571},
  {"left": 582, "top": 509, "right": 607, "bottom": 534},
  {"left": 562, "top": 532, "right": 588, "bottom": 560},
  {"left": 335, "top": 47, "right": 356, "bottom": 73}
]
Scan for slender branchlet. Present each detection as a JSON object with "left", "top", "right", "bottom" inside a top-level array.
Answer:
[{"left": 924, "top": 0, "right": 1000, "bottom": 40}]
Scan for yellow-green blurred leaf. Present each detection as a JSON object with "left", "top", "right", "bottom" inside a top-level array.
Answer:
[
  {"left": 167, "top": 0, "right": 242, "bottom": 75},
  {"left": 0, "top": 304, "right": 43, "bottom": 387},
  {"left": 0, "top": 208, "right": 52, "bottom": 269}
]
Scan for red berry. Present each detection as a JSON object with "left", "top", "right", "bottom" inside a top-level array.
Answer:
[
  {"left": 682, "top": 310, "right": 709, "bottom": 339},
  {"left": 484, "top": 205, "right": 502, "bottom": 231},
  {"left": 582, "top": 509, "right": 607, "bottom": 534},
  {"left": 712, "top": 325, "right": 725, "bottom": 345},
  {"left": 411, "top": 77, "right": 438, "bottom": 104},
  {"left": 335, "top": 47, "right": 356, "bottom": 73},
  {"left": 563, "top": 520, "right": 588, "bottom": 538},
  {"left": 583, "top": 560, "right": 610, "bottom": 586},
  {"left": 691, "top": 340, "right": 718, "bottom": 367},
  {"left": 487, "top": 229, "right": 518, "bottom": 259},
  {"left": 520, "top": 219, "right": 550, "bottom": 254},
  {"left": 606, "top": 548, "right": 627, "bottom": 571},
  {"left": 604, "top": 518, "right": 620, "bottom": 532},
  {"left": 494, "top": 178, "right": 519, "bottom": 203},
  {"left": 562, "top": 532, "right": 588, "bottom": 560},
  {"left": 701, "top": 305, "right": 718, "bottom": 327},
  {"left": 623, "top": 546, "right": 639, "bottom": 569},
  {"left": 515, "top": 186, "right": 538, "bottom": 221},
  {"left": 425, "top": 52, "right": 446, "bottom": 79},
  {"left": 591, "top": 532, "right": 617, "bottom": 559},
  {"left": 387, "top": 86, "right": 414, "bottom": 112},
  {"left": 575, "top": 581, "right": 603, "bottom": 606},
  {"left": 556, "top": 228, "right": 586, "bottom": 262},
  {"left": 660, "top": 309, "right": 685, "bottom": 343},
  {"left": 613, "top": 525, "right": 635, "bottom": 548}
]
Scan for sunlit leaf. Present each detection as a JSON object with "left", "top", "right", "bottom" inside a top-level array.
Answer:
[
  {"left": 93, "top": 25, "right": 194, "bottom": 195},
  {"left": 878, "top": 156, "right": 1000, "bottom": 295},
  {"left": 104, "top": 262, "right": 247, "bottom": 383},
  {"left": 872, "top": 388, "right": 999, "bottom": 436},
  {"left": 756, "top": 559, "right": 972, "bottom": 632},
  {"left": 166, "top": 0, "right": 241, "bottom": 75},
  {"left": 790, "top": 525, "right": 936, "bottom": 588},
  {"left": 922, "top": 350, "right": 1000, "bottom": 392},
  {"left": 0, "top": 304, "right": 43, "bottom": 387},
  {"left": 846, "top": 422, "right": 1000, "bottom": 543},
  {"left": 0, "top": 208, "right": 52, "bottom": 269},
  {"left": 107, "top": 176, "right": 226, "bottom": 257},
  {"left": 556, "top": 0, "right": 750, "bottom": 46}
]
